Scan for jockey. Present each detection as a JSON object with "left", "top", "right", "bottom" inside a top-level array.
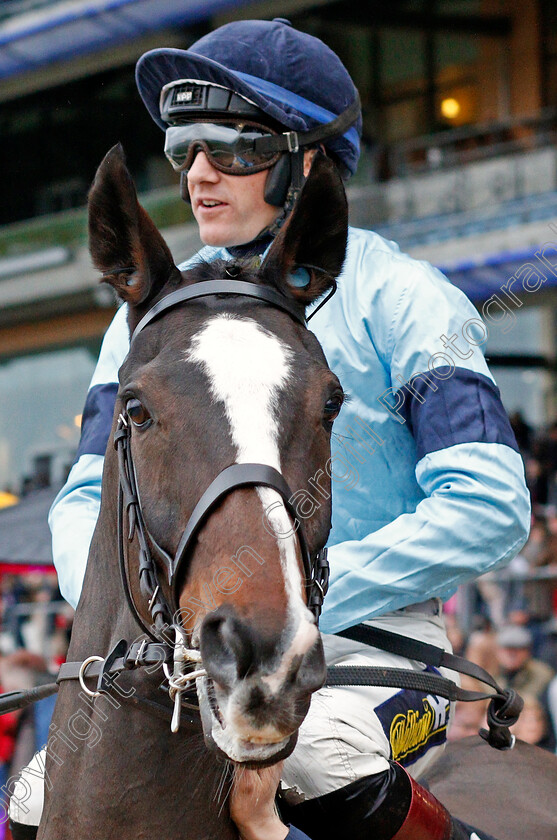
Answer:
[{"left": 10, "top": 18, "right": 530, "bottom": 840}]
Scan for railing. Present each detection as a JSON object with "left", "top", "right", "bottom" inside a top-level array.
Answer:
[
  {"left": 0, "top": 183, "right": 192, "bottom": 259},
  {"left": 386, "top": 107, "right": 557, "bottom": 178},
  {"left": 3, "top": 110, "right": 557, "bottom": 262},
  {"left": 2, "top": 570, "right": 556, "bottom": 659},
  {"left": 372, "top": 188, "right": 557, "bottom": 248},
  {"left": 2, "top": 600, "right": 72, "bottom": 660},
  {"left": 457, "top": 567, "right": 557, "bottom": 635}
]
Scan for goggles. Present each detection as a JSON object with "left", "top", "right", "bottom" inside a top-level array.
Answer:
[{"left": 164, "top": 121, "right": 283, "bottom": 175}]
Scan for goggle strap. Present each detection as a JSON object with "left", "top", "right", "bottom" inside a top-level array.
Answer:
[
  {"left": 290, "top": 147, "right": 305, "bottom": 196},
  {"left": 253, "top": 93, "right": 361, "bottom": 156}
]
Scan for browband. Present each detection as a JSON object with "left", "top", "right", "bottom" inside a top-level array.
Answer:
[{"left": 132, "top": 279, "right": 307, "bottom": 341}]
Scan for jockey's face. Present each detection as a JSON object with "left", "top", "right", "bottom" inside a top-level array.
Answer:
[
  {"left": 187, "top": 150, "right": 281, "bottom": 247},
  {"left": 187, "top": 149, "right": 318, "bottom": 248}
]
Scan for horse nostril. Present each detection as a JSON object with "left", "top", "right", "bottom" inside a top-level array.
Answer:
[
  {"left": 200, "top": 610, "right": 256, "bottom": 685},
  {"left": 295, "top": 638, "right": 327, "bottom": 694},
  {"left": 220, "top": 615, "right": 255, "bottom": 680}
]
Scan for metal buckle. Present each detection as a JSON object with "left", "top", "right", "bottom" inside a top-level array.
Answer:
[
  {"left": 285, "top": 131, "right": 300, "bottom": 153},
  {"left": 78, "top": 656, "right": 104, "bottom": 698},
  {"left": 134, "top": 639, "right": 147, "bottom": 667}
]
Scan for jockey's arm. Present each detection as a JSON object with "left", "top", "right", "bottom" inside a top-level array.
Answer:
[
  {"left": 317, "top": 257, "right": 531, "bottom": 635},
  {"left": 230, "top": 763, "right": 310, "bottom": 840},
  {"left": 320, "top": 432, "right": 531, "bottom": 634},
  {"left": 49, "top": 304, "right": 130, "bottom": 608}
]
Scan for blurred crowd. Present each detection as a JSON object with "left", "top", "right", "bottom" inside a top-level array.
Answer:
[
  {"left": 0, "top": 575, "right": 71, "bottom": 838},
  {"left": 445, "top": 411, "right": 557, "bottom": 755}
]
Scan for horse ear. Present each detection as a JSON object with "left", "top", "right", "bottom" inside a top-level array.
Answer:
[
  {"left": 88, "top": 144, "right": 181, "bottom": 308},
  {"left": 262, "top": 152, "right": 348, "bottom": 307}
]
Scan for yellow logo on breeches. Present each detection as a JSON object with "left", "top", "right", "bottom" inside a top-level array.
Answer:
[{"left": 389, "top": 695, "right": 449, "bottom": 762}]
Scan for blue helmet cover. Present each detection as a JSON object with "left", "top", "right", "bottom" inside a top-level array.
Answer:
[{"left": 136, "top": 19, "right": 362, "bottom": 176}]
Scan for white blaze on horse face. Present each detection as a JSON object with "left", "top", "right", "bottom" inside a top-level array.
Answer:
[
  {"left": 185, "top": 315, "right": 317, "bottom": 680},
  {"left": 185, "top": 314, "right": 289, "bottom": 469}
]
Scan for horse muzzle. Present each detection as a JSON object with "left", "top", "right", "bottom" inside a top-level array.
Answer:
[
  {"left": 197, "top": 607, "right": 326, "bottom": 765},
  {"left": 197, "top": 673, "right": 299, "bottom": 766}
]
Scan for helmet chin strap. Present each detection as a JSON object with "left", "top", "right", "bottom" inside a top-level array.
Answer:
[
  {"left": 239, "top": 147, "right": 306, "bottom": 247},
  {"left": 266, "top": 148, "right": 305, "bottom": 237}
]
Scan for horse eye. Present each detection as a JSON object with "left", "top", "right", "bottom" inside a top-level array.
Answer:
[
  {"left": 324, "top": 395, "right": 343, "bottom": 424},
  {"left": 126, "top": 398, "right": 151, "bottom": 428}
]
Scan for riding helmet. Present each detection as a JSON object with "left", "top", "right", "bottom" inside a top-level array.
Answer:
[{"left": 135, "top": 18, "right": 362, "bottom": 179}]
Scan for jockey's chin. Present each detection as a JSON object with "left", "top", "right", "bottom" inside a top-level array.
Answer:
[{"left": 187, "top": 156, "right": 281, "bottom": 249}]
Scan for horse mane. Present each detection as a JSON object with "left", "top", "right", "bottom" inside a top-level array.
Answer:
[{"left": 183, "top": 257, "right": 276, "bottom": 289}]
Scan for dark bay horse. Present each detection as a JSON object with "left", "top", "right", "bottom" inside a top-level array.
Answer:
[{"left": 37, "top": 146, "right": 348, "bottom": 839}]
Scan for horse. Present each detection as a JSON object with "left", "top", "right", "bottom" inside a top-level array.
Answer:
[
  {"left": 36, "top": 145, "right": 349, "bottom": 839},
  {"left": 420, "top": 735, "right": 557, "bottom": 840},
  {"left": 30, "top": 145, "right": 557, "bottom": 840}
]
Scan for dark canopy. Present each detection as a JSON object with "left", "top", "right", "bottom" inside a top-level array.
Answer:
[{"left": 0, "top": 486, "right": 58, "bottom": 565}]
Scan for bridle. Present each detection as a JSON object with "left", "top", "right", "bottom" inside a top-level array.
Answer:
[{"left": 115, "top": 278, "right": 331, "bottom": 651}]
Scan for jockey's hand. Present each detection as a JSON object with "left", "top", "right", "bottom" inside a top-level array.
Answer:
[{"left": 230, "top": 760, "right": 289, "bottom": 840}]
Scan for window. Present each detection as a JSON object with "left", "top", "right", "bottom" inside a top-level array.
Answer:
[{"left": 486, "top": 306, "right": 555, "bottom": 427}]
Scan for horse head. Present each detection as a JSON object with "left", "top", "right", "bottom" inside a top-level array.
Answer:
[{"left": 87, "top": 144, "right": 348, "bottom": 766}]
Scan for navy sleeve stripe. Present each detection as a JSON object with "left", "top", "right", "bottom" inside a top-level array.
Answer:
[
  {"left": 76, "top": 382, "right": 119, "bottom": 459},
  {"left": 285, "top": 829, "right": 312, "bottom": 840},
  {"left": 398, "top": 367, "right": 519, "bottom": 461}
]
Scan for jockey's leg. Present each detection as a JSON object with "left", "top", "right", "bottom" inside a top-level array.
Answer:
[
  {"left": 282, "top": 763, "right": 499, "bottom": 840},
  {"left": 8, "top": 748, "right": 45, "bottom": 840},
  {"left": 281, "top": 608, "right": 499, "bottom": 840}
]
